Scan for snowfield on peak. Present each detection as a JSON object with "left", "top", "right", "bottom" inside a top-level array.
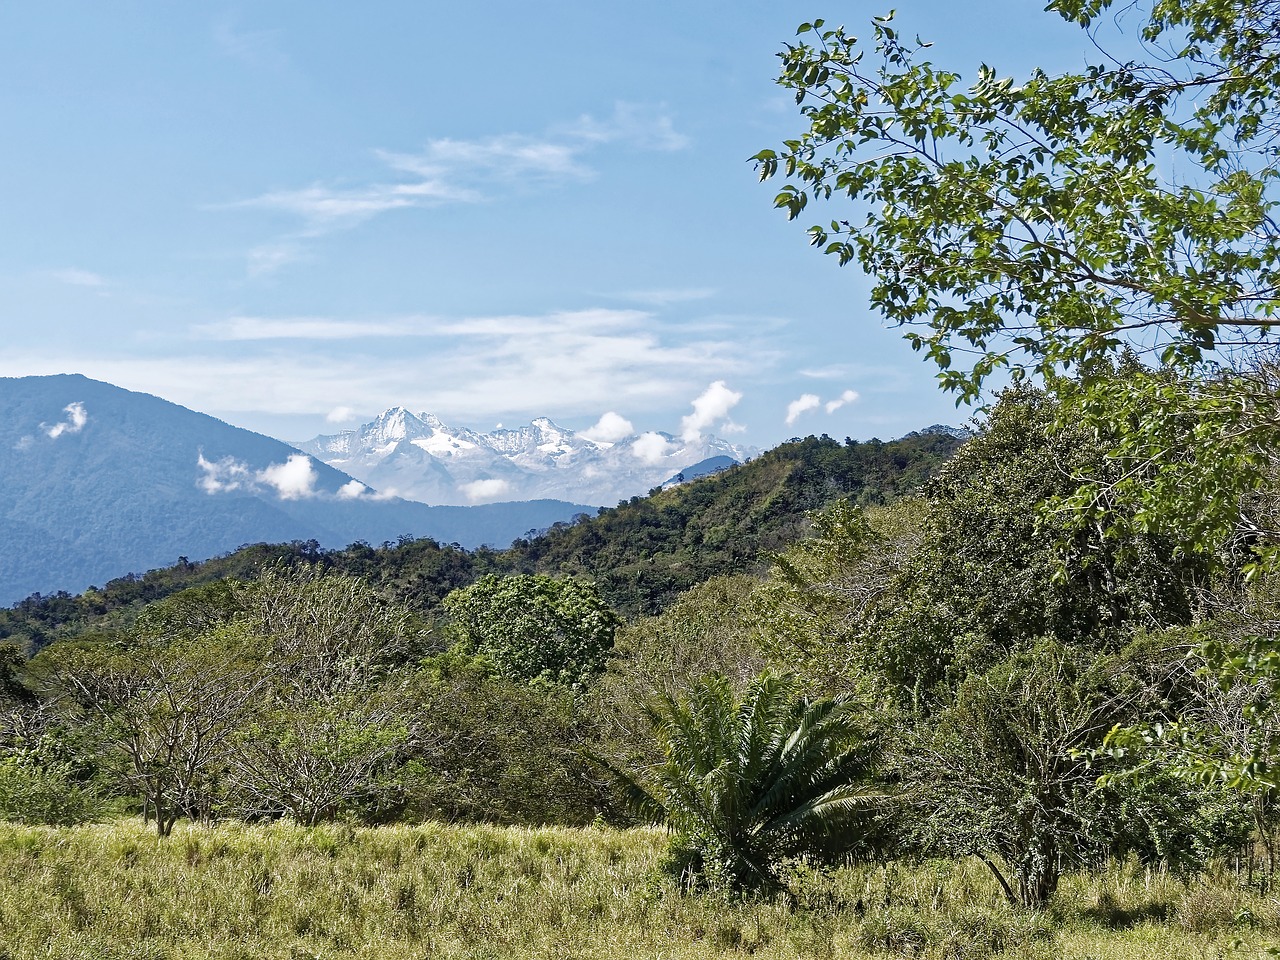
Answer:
[{"left": 297, "top": 410, "right": 756, "bottom": 506}]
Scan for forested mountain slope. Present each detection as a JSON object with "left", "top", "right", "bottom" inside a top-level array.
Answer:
[
  {"left": 510, "top": 432, "right": 961, "bottom": 613},
  {"left": 0, "top": 375, "right": 590, "bottom": 604},
  {"left": 0, "top": 431, "right": 961, "bottom": 650}
]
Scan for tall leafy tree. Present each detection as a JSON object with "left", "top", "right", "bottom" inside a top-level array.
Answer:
[
  {"left": 443, "top": 574, "right": 618, "bottom": 689},
  {"left": 755, "top": 0, "right": 1280, "bottom": 553},
  {"left": 762, "top": 385, "right": 1204, "bottom": 704}
]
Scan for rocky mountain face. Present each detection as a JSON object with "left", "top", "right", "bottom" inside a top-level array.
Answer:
[
  {"left": 298, "top": 409, "right": 756, "bottom": 506},
  {"left": 0, "top": 376, "right": 588, "bottom": 604}
]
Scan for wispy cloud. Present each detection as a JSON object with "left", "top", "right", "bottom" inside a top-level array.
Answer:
[
  {"left": 213, "top": 20, "right": 290, "bottom": 71},
  {"left": 247, "top": 243, "right": 305, "bottom": 277},
  {"left": 10, "top": 307, "right": 771, "bottom": 428},
  {"left": 378, "top": 137, "right": 591, "bottom": 185},
  {"left": 196, "top": 316, "right": 425, "bottom": 340},
  {"left": 561, "top": 102, "right": 690, "bottom": 151},
  {"left": 615, "top": 287, "right": 716, "bottom": 306},
  {"left": 226, "top": 103, "right": 688, "bottom": 275},
  {"left": 45, "top": 402, "right": 88, "bottom": 439},
  {"left": 798, "top": 365, "right": 849, "bottom": 380},
  {"left": 47, "top": 269, "right": 107, "bottom": 289},
  {"left": 228, "top": 179, "right": 475, "bottom": 234}
]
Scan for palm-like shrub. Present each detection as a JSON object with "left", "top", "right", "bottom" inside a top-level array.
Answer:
[{"left": 617, "top": 671, "right": 880, "bottom": 894}]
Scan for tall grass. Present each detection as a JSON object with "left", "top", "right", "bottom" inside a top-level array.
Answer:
[{"left": 0, "top": 819, "right": 1274, "bottom": 959}]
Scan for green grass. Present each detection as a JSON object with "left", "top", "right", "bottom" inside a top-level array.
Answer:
[{"left": 0, "top": 819, "right": 1274, "bottom": 959}]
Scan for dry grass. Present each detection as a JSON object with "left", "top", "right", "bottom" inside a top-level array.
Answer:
[{"left": 0, "top": 819, "right": 1274, "bottom": 959}]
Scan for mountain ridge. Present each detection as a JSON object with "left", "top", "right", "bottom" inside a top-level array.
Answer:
[{"left": 298, "top": 409, "right": 756, "bottom": 507}]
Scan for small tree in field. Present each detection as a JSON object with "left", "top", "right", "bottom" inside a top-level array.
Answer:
[{"left": 41, "top": 624, "right": 265, "bottom": 835}]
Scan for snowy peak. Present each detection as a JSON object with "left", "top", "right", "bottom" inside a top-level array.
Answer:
[
  {"left": 487, "top": 417, "right": 594, "bottom": 461},
  {"left": 299, "top": 409, "right": 757, "bottom": 506}
]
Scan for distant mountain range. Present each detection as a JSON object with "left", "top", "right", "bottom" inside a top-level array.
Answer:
[
  {"left": 296, "top": 408, "right": 757, "bottom": 506},
  {"left": 0, "top": 375, "right": 589, "bottom": 604}
]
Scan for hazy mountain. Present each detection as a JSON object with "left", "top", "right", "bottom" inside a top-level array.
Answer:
[
  {"left": 298, "top": 408, "right": 756, "bottom": 506},
  {"left": 0, "top": 375, "right": 588, "bottom": 604}
]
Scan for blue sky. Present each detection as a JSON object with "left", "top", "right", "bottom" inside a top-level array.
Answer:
[{"left": 0, "top": 3, "right": 1092, "bottom": 448}]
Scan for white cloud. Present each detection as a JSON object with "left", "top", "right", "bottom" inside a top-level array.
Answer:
[
  {"left": 213, "top": 21, "right": 289, "bottom": 71},
  {"left": 785, "top": 394, "right": 821, "bottom": 425},
  {"left": 461, "top": 478, "right": 511, "bottom": 502},
  {"left": 247, "top": 243, "right": 304, "bottom": 277},
  {"left": 380, "top": 136, "right": 591, "bottom": 184},
  {"left": 230, "top": 179, "right": 472, "bottom": 234},
  {"left": 197, "top": 451, "right": 319, "bottom": 500},
  {"left": 580, "top": 411, "right": 635, "bottom": 443},
  {"left": 327, "top": 406, "right": 357, "bottom": 424},
  {"left": 799, "top": 365, "right": 848, "bottom": 380},
  {"left": 45, "top": 402, "right": 88, "bottom": 439},
  {"left": 632, "top": 431, "right": 675, "bottom": 464},
  {"left": 6, "top": 304, "right": 771, "bottom": 431},
  {"left": 337, "top": 479, "right": 368, "bottom": 499},
  {"left": 825, "top": 389, "right": 860, "bottom": 414},
  {"left": 47, "top": 269, "right": 107, "bottom": 288},
  {"left": 258, "top": 454, "right": 318, "bottom": 500},
  {"left": 680, "top": 381, "right": 743, "bottom": 442},
  {"left": 196, "top": 452, "right": 254, "bottom": 493}
]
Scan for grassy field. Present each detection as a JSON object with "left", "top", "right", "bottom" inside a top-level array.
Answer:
[{"left": 0, "top": 819, "right": 1275, "bottom": 959}]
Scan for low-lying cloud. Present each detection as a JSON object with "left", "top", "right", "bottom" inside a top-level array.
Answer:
[
  {"left": 632, "top": 431, "right": 675, "bottom": 464},
  {"left": 581, "top": 411, "right": 635, "bottom": 444},
  {"left": 258, "top": 455, "right": 318, "bottom": 500},
  {"left": 197, "top": 451, "right": 322, "bottom": 500},
  {"left": 461, "top": 478, "right": 511, "bottom": 502},
  {"left": 46, "top": 402, "right": 88, "bottom": 439}
]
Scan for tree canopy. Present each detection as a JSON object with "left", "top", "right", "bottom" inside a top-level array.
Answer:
[{"left": 756, "top": 0, "right": 1280, "bottom": 553}]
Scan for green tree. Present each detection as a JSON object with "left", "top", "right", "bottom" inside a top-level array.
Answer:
[
  {"left": 613, "top": 672, "right": 881, "bottom": 895},
  {"left": 400, "top": 652, "right": 611, "bottom": 826},
  {"left": 755, "top": 0, "right": 1280, "bottom": 552},
  {"left": 38, "top": 624, "right": 266, "bottom": 835},
  {"left": 227, "top": 566, "right": 425, "bottom": 824},
  {"left": 589, "top": 575, "right": 773, "bottom": 774},
  {"left": 762, "top": 385, "right": 1203, "bottom": 704},
  {"left": 443, "top": 574, "right": 618, "bottom": 689}
]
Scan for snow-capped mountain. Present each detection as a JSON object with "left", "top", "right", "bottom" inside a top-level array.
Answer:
[{"left": 298, "top": 408, "right": 756, "bottom": 506}]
